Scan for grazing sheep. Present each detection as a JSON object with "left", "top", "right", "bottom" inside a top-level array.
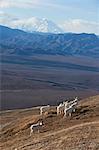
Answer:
[
  {"left": 57, "top": 101, "right": 70, "bottom": 115},
  {"left": 72, "top": 101, "right": 78, "bottom": 112},
  {"left": 40, "top": 105, "right": 50, "bottom": 115},
  {"left": 57, "top": 103, "right": 65, "bottom": 115},
  {"left": 57, "top": 97, "right": 78, "bottom": 116},
  {"left": 30, "top": 121, "right": 43, "bottom": 136},
  {"left": 69, "top": 97, "right": 78, "bottom": 105},
  {"left": 63, "top": 101, "right": 70, "bottom": 108},
  {"left": 64, "top": 106, "right": 73, "bottom": 117},
  {"left": 73, "top": 97, "right": 78, "bottom": 104},
  {"left": 64, "top": 102, "right": 77, "bottom": 117}
]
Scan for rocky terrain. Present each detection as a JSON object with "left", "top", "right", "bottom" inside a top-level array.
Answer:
[{"left": 0, "top": 95, "right": 99, "bottom": 150}]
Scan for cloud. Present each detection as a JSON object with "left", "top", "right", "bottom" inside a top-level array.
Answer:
[
  {"left": 0, "top": 0, "right": 10, "bottom": 8},
  {"left": 0, "top": 11, "right": 18, "bottom": 26},
  {"left": 0, "top": 0, "right": 20, "bottom": 8},
  {"left": 0, "top": 0, "right": 72, "bottom": 10},
  {"left": 59, "top": 19, "right": 99, "bottom": 34},
  {"left": 0, "top": 0, "right": 40, "bottom": 8}
]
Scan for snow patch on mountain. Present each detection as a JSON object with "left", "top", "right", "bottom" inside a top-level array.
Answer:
[{"left": 0, "top": 16, "right": 63, "bottom": 33}]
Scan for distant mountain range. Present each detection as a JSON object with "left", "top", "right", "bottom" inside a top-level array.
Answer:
[{"left": 0, "top": 25, "right": 99, "bottom": 57}]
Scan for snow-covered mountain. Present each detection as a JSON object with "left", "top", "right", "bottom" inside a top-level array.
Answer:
[{"left": 7, "top": 17, "right": 63, "bottom": 33}]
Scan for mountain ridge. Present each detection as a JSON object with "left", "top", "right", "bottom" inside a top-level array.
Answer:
[{"left": 0, "top": 25, "right": 99, "bottom": 58}]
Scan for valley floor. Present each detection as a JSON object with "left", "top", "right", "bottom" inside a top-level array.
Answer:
[{"left": 1, "top": 55, "right": 99, "bottom": 110}]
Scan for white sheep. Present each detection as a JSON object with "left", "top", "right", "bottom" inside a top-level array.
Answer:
[
  {"left": 66, "top": 97, "right": 78, "bottom": 107},
  {"left": 40, "top": 105, "right": 50, "bottom": 115},
  {"left": 57, "top": 97, "right": 78, "bottom": 115},
  {"left": 73, "top": 97, "right": 78, "bottom": 104},
  {"left": 57, "top": 103, "right": 65, "bottom": 115},
  {"left": 72, "top": 97, "right": 78, "bottom": 104},
  {"left": 72, "top": 101, "right": 78, "bottom": 112},
  {"left": 64, "top": 106, "right": 73, "bottom": 117},
  {"left": 57, "top": 100, "right": 70, "bottom": 115},
  {"left": 30, "top": 121, "right": 43, "bottom": 136},
  {"left": 64, "top": 102, "right": 78, "bottom": 117},
  {"left": 63, "top": 101, "right": 70, "bottom": 108}
]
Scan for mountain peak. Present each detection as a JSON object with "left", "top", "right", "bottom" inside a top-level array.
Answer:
[{"left": 8, "top": 17, "right": 63, "bottom": 33}]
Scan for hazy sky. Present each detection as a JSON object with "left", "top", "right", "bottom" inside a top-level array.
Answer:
[{"left": 0, "top": 0, "right": 99, "bottom": 33}]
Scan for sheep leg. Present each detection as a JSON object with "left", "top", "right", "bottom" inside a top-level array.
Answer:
[
  {"left": 30, "top": 131, "right": 32, "bottom": 136},
  {"left": 57, "top": 108, "right": 59, "bottom": 115},
  {"left": 69, "top": 112, "right": 72, "bottom": 117},
  {"left": 30, "top": 129, "right": 33, "bottom": 136},
  {"left": 40, "top": 110, "right": 43, "bottom": 115},
  {"left": 73, "top": 109, "right": 76, "bottom": 112},
  {"left": 64, "top": 110, "right": 67, "bottom": 117},
  {"left": 38, "top": 129, "right": 40, "bottom": 133}
]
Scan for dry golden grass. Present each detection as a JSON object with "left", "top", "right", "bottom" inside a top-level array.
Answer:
[{"left": 0, "top": 95, "right": 99, "bottom": 150}]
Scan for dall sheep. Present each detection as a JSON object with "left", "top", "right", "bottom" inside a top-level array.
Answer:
[
  {"left": 40, "top": 105, "right": 50, "bottom": 115},
  {"left": 30, "top": 121, "right": 43, "bottom": 136},
  {"left": 72, "top": 101, "right": 78, "bottom": 112},
  {"left": 69, "top": 97, "right": 78, "bottom": 106},
  {"left": 57, "top": 103, "right": 65, "bottom": 115},
  {"left": 64, "top": 102, "right": 78, "bottom": 117},
  {"left": 63, "top": 101, "right": 70, "bottom": 108},
  {"left": 57, "top": 97, "right": 78, "bottom": 116}
]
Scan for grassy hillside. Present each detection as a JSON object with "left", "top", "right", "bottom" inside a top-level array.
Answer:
[{"left": 0, "top": 95, "right": 99, "bottom": 150}]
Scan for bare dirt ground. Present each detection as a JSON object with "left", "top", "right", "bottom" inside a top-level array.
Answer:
[{"left": 0, "top": 95, "right": 99, "bottom": 150}]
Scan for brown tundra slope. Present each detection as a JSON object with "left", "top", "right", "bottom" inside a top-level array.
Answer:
[{"left": 0, "top": 95, "right": 99, "bottom": 150}]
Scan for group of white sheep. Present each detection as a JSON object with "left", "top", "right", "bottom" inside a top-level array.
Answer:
[
  {"left": 57, "top": 97, "right": 78, "bottom": 117},
  {"left": 30, "top": 97, "right": 78, "bottom": 135}
]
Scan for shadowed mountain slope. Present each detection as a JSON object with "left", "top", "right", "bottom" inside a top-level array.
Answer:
[{"left": 0, "top": 25, "right": 99, "bottom": 57}]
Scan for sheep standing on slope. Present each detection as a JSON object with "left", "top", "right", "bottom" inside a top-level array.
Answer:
[
  {"left": 64, "top": 102, "right": 77, "bottom": 117},
  {"left": 63, "top": 101, "right": 70, "bottom": 109},
  {"left": 57, "top": 103, "right": 65, "bottom": 115},
  {"left": 72, "top": 97, "right": 78, "bottom": 104},
  {"left": 68, "top": 97, "right": 78, "bottom": 112},
  {"left": 72, "top": 101, "right": 78, "bottom": 112},
  {"left": 64, "top": 106, "right": 73, "bottom": 117},
  {"left": 30, "top": 121, "right": 43, "bottom": 136},
  {"left": 69, "top": 97, "right": 78, "bottom": 106},
  {"left": 40, "top": 105, "right": 50, "bottom": 115},
  {"left": 57, "top": 101, "right": 69, "bottom": 115},
  {"left": 57, "top": 97, "right": 78, "bottom": 116}
]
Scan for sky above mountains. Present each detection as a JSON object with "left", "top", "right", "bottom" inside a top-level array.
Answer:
[{"left": 0, "top": 0, "right": 99, "bottom": 34}]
